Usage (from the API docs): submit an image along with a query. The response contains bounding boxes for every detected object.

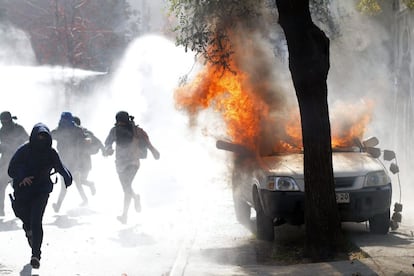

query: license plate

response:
[336,192,350,203]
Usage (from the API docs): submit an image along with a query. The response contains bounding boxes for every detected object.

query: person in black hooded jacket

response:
[8,123,72,269]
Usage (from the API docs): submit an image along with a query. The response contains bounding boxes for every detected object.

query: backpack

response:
[133,125,149,159]
[84,130,102,155]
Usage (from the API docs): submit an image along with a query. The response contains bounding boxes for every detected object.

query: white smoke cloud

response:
[327,4,412,224]
[0,23,36,66]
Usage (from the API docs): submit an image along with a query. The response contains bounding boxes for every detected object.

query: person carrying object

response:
[8,123,72,269]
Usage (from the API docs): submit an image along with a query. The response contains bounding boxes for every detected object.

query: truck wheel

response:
[369,209,390,234]
[253,189,274,241]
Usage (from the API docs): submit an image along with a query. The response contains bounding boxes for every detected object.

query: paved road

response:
[2,162,414,276]
[0,157,198,276]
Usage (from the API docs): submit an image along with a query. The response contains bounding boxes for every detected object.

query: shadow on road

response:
[45,214,86,229]
[111,225,156,248]
[66,207,97,217]
[198,221,414,266]
[0,218,20,232]
[198,224,307,266]
[343,222,414,247]
[19,264,31,276]
[0,263,13,274]
[193,222,384,275]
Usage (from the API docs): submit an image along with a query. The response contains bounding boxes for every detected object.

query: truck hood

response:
[261,152,385,178]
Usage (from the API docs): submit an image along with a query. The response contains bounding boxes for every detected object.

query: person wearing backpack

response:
[103,111,160,224]
[0,111,29,216]
[73,116,104,196]
[8,123,72,269]
[50,112,89,212]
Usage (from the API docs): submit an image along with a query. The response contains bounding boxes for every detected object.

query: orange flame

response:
[175,61,374,153]
[330,100,374,148]
[175,61,269,152]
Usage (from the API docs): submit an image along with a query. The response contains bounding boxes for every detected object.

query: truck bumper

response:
[259,183,392,225]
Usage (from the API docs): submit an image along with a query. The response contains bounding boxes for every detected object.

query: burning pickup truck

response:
[218,137,400,241]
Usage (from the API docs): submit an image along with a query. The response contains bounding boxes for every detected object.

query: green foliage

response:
[356,0,382,15]
[168,0,264,71]
[356,0,414,15]
[403,0,414,9]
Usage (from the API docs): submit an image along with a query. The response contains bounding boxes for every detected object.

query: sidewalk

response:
[172,224,414,276]
[170,185,414,276]
[180,254,413,275]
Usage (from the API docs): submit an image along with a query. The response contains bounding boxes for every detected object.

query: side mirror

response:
[366,147,381,158]
[390,163,399,174]
[383,150,396,161]
[362,136,379,148]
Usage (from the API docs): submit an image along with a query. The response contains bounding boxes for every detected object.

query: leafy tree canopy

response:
[169,0,267,71]
[169,0,339,72]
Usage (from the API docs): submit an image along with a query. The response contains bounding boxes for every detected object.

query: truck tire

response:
[369,208,390,234]
[253,188,274,241]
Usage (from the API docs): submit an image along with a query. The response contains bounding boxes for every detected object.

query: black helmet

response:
[115,111,130,124]
[73,116,81,126]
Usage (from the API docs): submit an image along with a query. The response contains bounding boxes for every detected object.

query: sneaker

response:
[80,200,88,207]
[117,215,127,224]
[134,194,141,213]
[30,256,40,269]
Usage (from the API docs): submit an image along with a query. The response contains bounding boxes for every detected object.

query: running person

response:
[104,111,159,224]
[8,123,72,268]
[0,111,29,216]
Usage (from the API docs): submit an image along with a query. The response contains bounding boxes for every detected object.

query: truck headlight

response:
[267,176,299,191]
[364,171,390,187]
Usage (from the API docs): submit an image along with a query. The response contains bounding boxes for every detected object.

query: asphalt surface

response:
[1,175,414,276]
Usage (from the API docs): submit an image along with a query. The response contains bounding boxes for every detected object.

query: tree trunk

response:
[275,0,343,260]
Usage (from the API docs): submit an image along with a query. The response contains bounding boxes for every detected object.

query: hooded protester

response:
[0,111,29,216]
[8,123,72,269]
[51,112,89,212]
[104,111,160,224]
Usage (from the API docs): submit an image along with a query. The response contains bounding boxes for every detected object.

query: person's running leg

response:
[52,178,66,212]
[117,165,138,224]
[13,195,33,248]
[73,171,88,206]
[80,169,96,196]
[30,193,49,268]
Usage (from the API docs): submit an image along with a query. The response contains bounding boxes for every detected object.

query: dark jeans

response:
[14,192,49,259]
